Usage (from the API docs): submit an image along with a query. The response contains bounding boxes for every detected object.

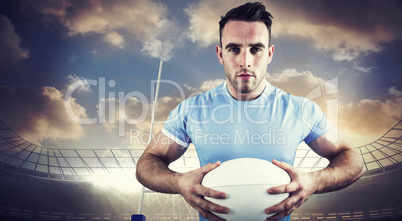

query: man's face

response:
[216,20,274,95]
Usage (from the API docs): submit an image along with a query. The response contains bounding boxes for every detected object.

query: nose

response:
[239,50,251,68]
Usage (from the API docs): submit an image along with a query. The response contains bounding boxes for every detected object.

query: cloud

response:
[141,38,175,61]
[185,79,225,93]
[272,12,395,61]
[103,31,124,49]
[352,62,377,73]
[340,97,402,142]
[267,69,330,97]
[97,95,181,146]
[0,86,88,144]
[185,0,399,61]
[67,52,79,64]
[26,0,182,60]
[97,78,230,145]
[266,69,402,145]
[0,15,29,68]
[185,0,250,48]
[65,74,92,94]
[199,79,226,92]
[389,86,402,97]
[95,69,401,147]
[185,72,328,99]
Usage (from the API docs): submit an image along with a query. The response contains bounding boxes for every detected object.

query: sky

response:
[0,0,401,150]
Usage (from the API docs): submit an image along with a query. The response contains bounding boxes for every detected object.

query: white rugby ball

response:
[201,158,291,221]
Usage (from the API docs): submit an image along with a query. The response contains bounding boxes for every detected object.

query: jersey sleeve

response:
[161,99,191,148]
[301,98,333,144]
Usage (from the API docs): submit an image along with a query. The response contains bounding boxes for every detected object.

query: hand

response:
[265,159,318,221]
[177,161,229,221]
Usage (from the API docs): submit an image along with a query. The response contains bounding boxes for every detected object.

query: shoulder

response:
[269,84,306,105]
[185,82,227,106]
[269,84,321,117]
[168,82,225,117]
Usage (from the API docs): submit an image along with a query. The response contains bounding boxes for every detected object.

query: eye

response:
[250,47,262,53]
[228,47,240,54]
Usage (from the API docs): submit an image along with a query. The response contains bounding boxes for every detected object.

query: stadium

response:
[1,1,401,221]
[0,120,401,221]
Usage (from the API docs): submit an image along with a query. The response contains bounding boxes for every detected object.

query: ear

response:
[267,45,274,64]
[216,45,224,65]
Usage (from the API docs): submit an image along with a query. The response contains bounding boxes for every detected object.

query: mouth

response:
[237,72,254,79]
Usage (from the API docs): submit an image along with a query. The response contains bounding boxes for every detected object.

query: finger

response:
[199,161,221,175]
[265,194,299,216]
[192,184,227,199]
[189,201,226,221]
[189,193,229,214]
[272,159,295,175]
[266,200,300,221]
[268,181,299,194]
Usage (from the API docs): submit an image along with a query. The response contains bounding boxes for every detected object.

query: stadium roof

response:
[0,120,401,181]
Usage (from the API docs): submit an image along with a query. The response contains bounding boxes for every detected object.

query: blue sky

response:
[0,0,401,149]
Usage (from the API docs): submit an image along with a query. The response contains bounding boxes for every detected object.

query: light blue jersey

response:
[162,81,332,221]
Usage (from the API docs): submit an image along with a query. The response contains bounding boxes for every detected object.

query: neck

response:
[226,79,267,101]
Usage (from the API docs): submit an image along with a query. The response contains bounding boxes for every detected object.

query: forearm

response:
[312,147,364,194]
[136,152,181,194]
[266,133,365,220]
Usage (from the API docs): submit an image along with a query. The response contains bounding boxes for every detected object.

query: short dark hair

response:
[219,2,273,46]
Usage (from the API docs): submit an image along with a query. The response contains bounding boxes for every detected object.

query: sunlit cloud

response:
[0,86,88,144]
[199,79,226,92]
[389,86,402,97]
[97,95,181,147]
[97,78,232,146]
[267,69,333,97]
[352,62,377,73]
[185,0,398,61]
[3,0,398,151]
[185,79,226,92]
[26,0,183,60]
[0,15,29,68]
[65,74,92,94]
[103,31,125,49]
[266,69,402,145]
[268,0,398,62]
[141,38,175,61]
[340,96,402,145]
[185,0,249,48]
[273,20,395,61]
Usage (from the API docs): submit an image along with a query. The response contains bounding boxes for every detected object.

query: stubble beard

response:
[226,69,263,94]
